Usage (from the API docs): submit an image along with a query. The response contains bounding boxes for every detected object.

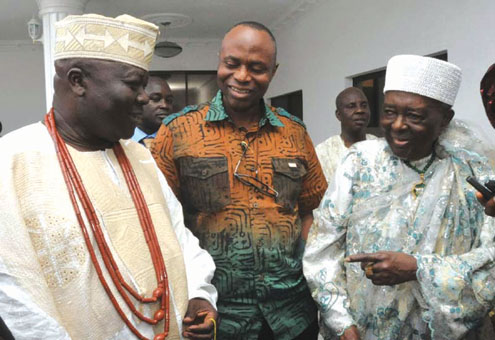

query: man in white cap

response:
[303,55,495,340]
[0,14,217,340]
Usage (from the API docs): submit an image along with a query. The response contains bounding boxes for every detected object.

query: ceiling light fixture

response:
[155,22,182,58]
[142,13,192,58]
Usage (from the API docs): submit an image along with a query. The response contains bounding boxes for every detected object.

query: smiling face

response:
[139,77,174,134]
[82,60,149,142]
[217,25,277,115]
[336,88,370,134]
[381,91,453,160]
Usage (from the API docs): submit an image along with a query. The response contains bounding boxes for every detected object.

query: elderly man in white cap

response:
[303,55,495,340]
[0,14,217,340]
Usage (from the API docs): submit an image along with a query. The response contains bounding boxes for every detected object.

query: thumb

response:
[183,311,195,324]
[476,191,487,203]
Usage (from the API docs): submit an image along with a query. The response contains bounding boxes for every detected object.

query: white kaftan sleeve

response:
[0,258,71,340]
[155,166,218,309]
[0,139,72,339]
[303,154,357,336]
[413,220,495,339]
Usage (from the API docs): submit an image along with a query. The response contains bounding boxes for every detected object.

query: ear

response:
[441,109,455,129]
[67,67,86,96]
[335,109,342,122]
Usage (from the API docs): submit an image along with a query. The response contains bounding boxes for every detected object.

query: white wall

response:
[150,39,220,71]
[0,42,46,135]
[267,0,495,146]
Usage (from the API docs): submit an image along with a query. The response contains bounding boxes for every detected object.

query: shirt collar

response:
[131,127,156,143]
[205,90,284,127]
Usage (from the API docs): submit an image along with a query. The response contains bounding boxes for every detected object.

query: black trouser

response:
[257,317,319,340]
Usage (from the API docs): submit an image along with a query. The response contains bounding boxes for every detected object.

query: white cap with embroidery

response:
[383,54,462,106]
[54,14,159,71]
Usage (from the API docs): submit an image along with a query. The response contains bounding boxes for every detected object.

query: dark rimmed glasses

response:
[234,142,279,198]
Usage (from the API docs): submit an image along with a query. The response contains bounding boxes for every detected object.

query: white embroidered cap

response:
[54,14,159,71]
[383,55,462,106]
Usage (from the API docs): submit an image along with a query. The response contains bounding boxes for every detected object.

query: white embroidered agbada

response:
[304,120,495,340]
[315,134,377,183]
[0,123,217,340]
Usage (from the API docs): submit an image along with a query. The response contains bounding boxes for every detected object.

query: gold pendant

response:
[411,173,425,199]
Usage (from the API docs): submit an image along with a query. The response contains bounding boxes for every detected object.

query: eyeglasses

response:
[234,142,279,198]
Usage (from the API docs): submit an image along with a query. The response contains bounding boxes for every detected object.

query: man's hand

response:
[340,325,360,340]
[182,298,217,340]
[346,251,417,285]
[476,191,495,217]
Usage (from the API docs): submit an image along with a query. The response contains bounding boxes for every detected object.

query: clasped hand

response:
[345,251,418,285]
[182,298,218,340]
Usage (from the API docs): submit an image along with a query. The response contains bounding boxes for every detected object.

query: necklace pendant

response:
[404,151,435,199]
[411,180,425,199]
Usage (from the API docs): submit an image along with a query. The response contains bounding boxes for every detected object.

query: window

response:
[352,51,447,136]
[149,71,218,112]
[270,90,303,120]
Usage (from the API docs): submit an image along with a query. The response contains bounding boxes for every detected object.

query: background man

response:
[151,22,327,340]
[316,87,376,182]
[131,76,174,148]
[304,55,495,340]
[0,14,217,340]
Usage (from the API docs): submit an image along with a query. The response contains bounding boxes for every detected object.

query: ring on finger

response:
[365,263,374,276]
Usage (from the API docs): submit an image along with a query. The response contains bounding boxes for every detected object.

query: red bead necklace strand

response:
[45,110,169,340]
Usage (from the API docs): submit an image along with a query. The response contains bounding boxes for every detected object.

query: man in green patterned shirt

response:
[151,22,327,339]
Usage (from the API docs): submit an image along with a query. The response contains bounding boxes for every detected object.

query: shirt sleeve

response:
[298,131,328,213]
[155,165,218,309]
[151,123,181,198]
[303,153,357,336]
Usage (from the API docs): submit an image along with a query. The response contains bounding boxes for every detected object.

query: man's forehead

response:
[81,58,145,74]
[221,26,275,53]
[342,89,366,100]
[384,91,442,108]
[146,77,171,92]
[121,66,146,77]
[337,88,367,107]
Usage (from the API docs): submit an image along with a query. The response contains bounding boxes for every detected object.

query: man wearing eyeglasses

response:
[151,21,327,340]
[304,55,495,340]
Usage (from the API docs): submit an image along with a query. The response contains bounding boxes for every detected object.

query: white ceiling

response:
[1,0,317,41]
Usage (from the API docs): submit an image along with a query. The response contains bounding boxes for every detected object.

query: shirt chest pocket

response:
[178,156,231,212]
[272,158,307,210]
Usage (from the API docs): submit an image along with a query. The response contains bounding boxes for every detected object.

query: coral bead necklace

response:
[45,109,169,340]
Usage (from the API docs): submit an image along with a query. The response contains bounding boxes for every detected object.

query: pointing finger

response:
[345,253,382,263]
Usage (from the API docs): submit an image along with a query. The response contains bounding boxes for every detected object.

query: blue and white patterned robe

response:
[304,121,495,340]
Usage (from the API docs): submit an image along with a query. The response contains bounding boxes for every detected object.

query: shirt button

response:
[253,202,258,208]
[258,274,264,280]
[201,169,208,176]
